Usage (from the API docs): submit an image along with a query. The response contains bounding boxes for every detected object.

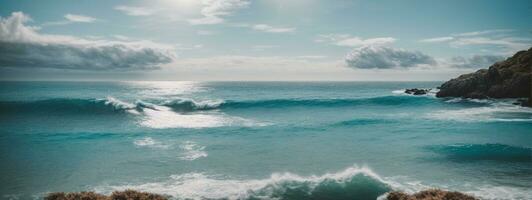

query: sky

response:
[0,0,531,81]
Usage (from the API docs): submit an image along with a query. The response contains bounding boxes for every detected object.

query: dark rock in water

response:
[515,98,531,107]
[437,48,531,101]
[387,189,477,200]
[405,88,430,95]
[45,190,168,200]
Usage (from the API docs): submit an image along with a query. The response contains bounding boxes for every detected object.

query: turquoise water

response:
[0,81,531,200]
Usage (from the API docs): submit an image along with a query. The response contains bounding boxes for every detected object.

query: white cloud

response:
[252,24,296,33]
[114,6,156,16]
[419,29,530,53]
[42,13,97,26]
[188,0,250,25]
[64,14,96,23]
[451,29,513,37]
[345,46,436,69]
[448,55,505,68]
[0,12,176,70]
[316,34,396,47]
[419,36,454,43]
[450,36,531,50]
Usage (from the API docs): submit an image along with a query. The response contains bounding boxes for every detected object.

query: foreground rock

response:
[387,189,477,200]
[45,190,168,200]
[436,47,531,104]
[405,88,431,95]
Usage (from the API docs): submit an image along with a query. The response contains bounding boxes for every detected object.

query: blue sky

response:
[0,0,531,81]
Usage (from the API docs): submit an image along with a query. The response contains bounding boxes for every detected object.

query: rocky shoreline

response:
[436,47,531,106]
[44,189,478,200]
[45,190,168,200]
[387,189,477,200]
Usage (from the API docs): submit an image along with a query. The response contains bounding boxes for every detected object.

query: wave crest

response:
[1,95,435,116]
[162,98,224,112]
[96,165,390,200]
[0,97,140,115]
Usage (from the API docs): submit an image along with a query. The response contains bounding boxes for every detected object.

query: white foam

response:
[392,89,405,94]
[163,98,224,110]
[391,88,438,98]
[100,96,140,114]
[466,185,532,200]
[138,104,266,129]
[444,98,492,104]
[133,137,170,149]
[427,102,532,122]
[179,141,207,161]
[95,165,386,200]
[381,176,532,200]
[2,194,20,200]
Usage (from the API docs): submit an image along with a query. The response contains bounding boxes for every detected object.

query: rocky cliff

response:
[436,48,531,101]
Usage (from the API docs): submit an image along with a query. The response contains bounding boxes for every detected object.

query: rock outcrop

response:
[436,48,531,103]
[45,190,168,200]
[405,88,431,95]
[387,189,477,200]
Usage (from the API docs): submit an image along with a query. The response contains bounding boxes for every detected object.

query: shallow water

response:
[0,81,531,200]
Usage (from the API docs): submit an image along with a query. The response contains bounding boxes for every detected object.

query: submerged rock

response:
[45,190,168,200]
[514,98,531,107]
[387,189,477,200]
[405,88,431,95]
[436,47,531,101]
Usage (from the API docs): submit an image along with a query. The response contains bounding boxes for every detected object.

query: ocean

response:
[0,81,531,200]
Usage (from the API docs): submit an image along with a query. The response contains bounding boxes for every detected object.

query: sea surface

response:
[0,81,531,200]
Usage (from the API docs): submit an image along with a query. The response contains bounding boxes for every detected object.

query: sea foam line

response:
[179,141,208,161]
[133,137,171,149]
[427,101,532,122]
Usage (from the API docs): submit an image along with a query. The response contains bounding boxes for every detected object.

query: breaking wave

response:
[95,165,391,200]
[0,97,138,115]
[93,164,532,200]
[162,98,224,112]
[427,143,532,162]
[0,95,435,116]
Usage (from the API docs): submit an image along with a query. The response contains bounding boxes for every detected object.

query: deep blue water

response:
[0,81,531,200]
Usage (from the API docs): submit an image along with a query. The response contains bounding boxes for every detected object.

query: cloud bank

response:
[449,55,505,68]
[0,12,176,71]
[345,46,436,69]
